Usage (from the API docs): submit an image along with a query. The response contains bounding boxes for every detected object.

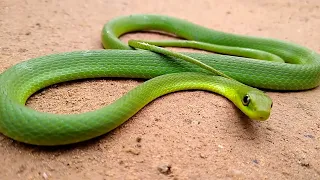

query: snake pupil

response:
[242,95,250,106]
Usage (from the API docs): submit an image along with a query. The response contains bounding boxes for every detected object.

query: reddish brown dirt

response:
[0,0,320,179]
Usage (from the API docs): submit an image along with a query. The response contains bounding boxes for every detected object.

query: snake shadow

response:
[4,115,125,153]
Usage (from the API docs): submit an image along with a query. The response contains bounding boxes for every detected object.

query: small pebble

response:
[42,172,48,179]
[298,160,310,168]
[136,137,142,143]
[191,120,200,125]
[136,144,142,148]
[199,153,207,159]
[304,134,315,139]
[125,148,140,155]
[157,163,172,175]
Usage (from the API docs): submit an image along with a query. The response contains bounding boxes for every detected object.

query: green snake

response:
[0,14,319,145]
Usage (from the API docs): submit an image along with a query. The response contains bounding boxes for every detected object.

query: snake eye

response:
[242,95,250,106]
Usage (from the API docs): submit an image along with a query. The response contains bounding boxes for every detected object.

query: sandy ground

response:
[1,0,320,179]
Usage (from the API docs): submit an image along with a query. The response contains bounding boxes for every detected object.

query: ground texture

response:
[0,0,320,179]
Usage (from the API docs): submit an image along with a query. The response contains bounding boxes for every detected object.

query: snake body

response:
[0,14,319,145]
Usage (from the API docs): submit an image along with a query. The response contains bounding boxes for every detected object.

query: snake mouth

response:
[250,111,270,121]
[237,106,271,121]
[257,116,269,121]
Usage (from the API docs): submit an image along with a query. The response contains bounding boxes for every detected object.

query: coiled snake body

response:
[0,14,319,145]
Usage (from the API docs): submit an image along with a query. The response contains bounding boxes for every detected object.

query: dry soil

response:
[0,0,320,179]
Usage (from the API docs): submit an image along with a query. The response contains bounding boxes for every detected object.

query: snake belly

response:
[0,14,319,145]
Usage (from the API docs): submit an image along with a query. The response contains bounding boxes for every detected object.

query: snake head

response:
[234,87,273,121]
